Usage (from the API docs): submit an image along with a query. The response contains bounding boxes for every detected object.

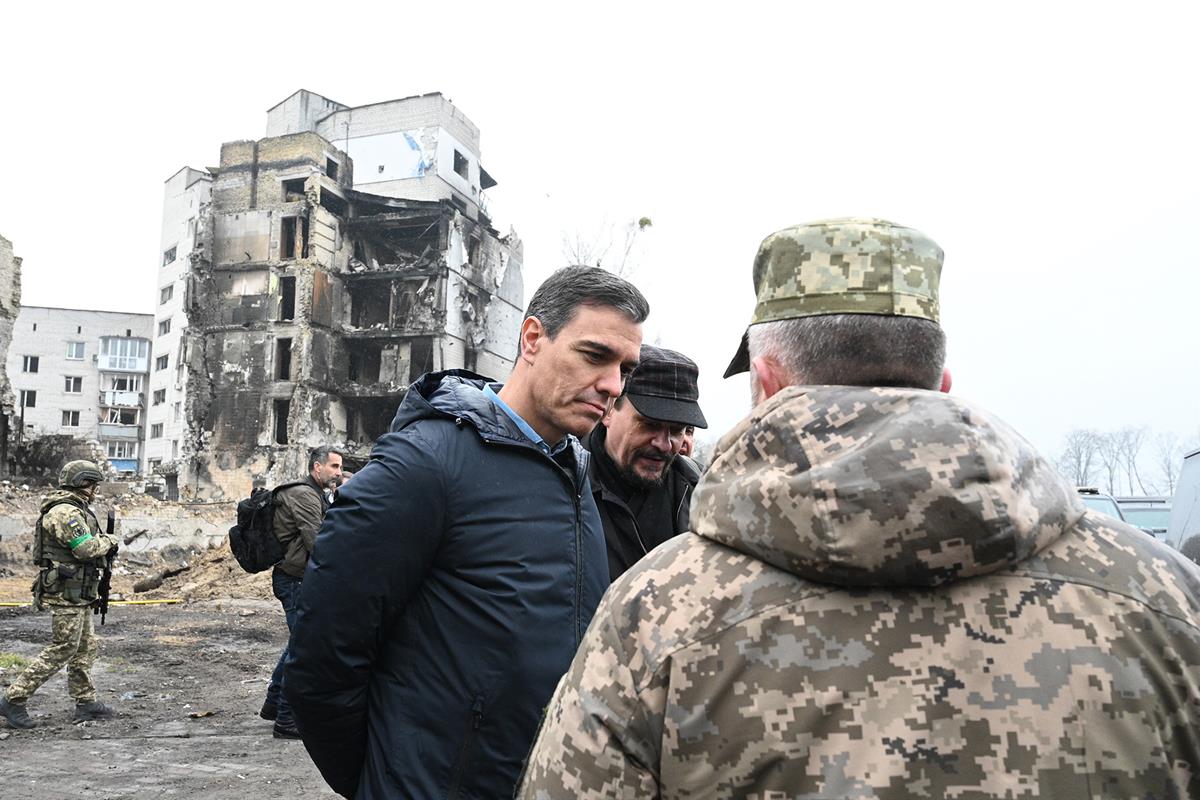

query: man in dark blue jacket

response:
[284,266,648,799]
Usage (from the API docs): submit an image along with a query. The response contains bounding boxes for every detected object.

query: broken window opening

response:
[279,276,296,321]
[344,397,396,446]
[348,347,382,384]
[275,338,293,381]
[350,285,391,329]
[325,158,339,181]
[453,150,469,180]
[468,237,481,266]
[319,190,347,217]
[410,337,435,377]
[105,408,139,425]
[282,178,307,202]
[353,240,366,262]
[280,216,309,260]
[273,398,291,445]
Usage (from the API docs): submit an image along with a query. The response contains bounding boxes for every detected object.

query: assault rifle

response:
[94,509,116,625]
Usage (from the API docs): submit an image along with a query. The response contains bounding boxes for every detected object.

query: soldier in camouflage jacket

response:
[518,219,1200,798]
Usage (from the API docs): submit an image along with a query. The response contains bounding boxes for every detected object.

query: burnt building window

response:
[410,337,434,377]
[273,398,291,444]
[279,276,296,321]
[280,216,309,260]
[325,158,339,181]
[275,338,293,381]
[350,284,390,328]
[345,397,396,445]
[348,347,381,384]
[282,178,306,201]
[453,150,469,180]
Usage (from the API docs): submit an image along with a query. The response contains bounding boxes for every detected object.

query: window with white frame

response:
[66,342,85,360]
[150,423,164,438]
[64,376,83,393]
[158,319,171,336]
[163,246,177,265]
[107,441,138,459]
[62,410,80,427]
[104,374,142,392]
[21,355,38,373]
[101,337,148,370]
[156,355,169,371]
[19,390,35,408]
[105,408,139,425]
[160,285,174,304]
[152,389,166,405]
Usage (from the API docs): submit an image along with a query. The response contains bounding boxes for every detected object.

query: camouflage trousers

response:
[4,605,98,704]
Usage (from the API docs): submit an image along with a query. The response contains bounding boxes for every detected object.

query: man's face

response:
[603,400,685,489]
[81,482,100,501]
[312,453,343,488]
[679,426,695,457]
[523,305,642,442]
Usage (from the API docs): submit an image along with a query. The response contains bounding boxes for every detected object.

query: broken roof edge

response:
[312,91,448,126]
[343,187,448,211]
[163,165,213,186]
[267,88,349,114]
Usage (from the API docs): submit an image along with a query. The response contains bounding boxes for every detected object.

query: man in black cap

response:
[586,344,707,581]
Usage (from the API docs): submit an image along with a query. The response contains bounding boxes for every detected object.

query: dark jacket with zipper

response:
[284,370,609,800]
[586,425,702,582]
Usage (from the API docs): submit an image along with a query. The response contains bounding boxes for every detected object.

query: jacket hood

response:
[41,488,89,515]
[691,385,1084,588]
[390,370,538,446]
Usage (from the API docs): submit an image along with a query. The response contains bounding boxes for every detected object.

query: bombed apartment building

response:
[0,234,21,473]
[177,91,523,498]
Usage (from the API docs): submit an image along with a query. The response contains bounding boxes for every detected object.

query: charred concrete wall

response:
[180,130,521,499]
[0,235,21,474]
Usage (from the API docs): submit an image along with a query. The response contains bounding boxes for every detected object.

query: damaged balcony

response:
[343,276,444,335]
[343,337,434,395]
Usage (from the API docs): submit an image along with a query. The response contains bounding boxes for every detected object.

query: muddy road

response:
[0,600,338,799]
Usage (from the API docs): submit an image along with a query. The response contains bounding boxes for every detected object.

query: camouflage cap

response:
[723,218,944,377]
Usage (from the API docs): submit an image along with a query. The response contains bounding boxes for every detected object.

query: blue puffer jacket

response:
[285,371,609,799]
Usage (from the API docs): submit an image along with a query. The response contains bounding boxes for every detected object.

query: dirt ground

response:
[0,597,338,798]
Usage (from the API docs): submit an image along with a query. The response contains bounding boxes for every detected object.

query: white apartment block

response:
[145,167,212,473]
[8,307,153,475]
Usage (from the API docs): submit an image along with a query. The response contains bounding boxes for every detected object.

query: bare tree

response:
[560,217,653,278]
[1154,432,1184,495]
[1096,432,1123,494]
[1055,428,1101,487]
[1113,426,1150,495]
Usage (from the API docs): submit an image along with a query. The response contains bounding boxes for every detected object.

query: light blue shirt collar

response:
[483,383,569,456]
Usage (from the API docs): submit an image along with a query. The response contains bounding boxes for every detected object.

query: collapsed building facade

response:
[174,91,523,499]
[0,234,21,473]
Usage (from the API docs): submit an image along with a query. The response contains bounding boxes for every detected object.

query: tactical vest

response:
[31,494,105,606]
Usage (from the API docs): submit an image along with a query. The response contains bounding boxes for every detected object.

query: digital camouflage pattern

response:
[750,218,942,325]
[4,606,99,704]
[724,218,944,377]
[518,386,1200,799]
[58,459,104,489]
[38,489,116,606]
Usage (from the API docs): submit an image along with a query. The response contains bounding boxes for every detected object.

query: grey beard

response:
[617,452,675,491]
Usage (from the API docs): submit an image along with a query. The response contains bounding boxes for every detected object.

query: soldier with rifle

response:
[0,460,119,729]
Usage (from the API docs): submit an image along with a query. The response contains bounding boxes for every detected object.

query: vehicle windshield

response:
[1080,495,1124,520]
[1121,508,1172,529]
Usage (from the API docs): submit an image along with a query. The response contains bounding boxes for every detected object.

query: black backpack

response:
[228,481,307,574]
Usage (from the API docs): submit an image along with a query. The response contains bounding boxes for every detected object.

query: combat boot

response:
[259,699,278,721]
[0,697,37,729]
[73,700,115,722]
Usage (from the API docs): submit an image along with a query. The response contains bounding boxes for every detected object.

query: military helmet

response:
[59,460,105,489]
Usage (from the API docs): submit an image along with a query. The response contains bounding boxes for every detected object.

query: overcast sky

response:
[2,2,1196,467]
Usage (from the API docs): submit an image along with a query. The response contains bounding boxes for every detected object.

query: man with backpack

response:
[261,445,342,740]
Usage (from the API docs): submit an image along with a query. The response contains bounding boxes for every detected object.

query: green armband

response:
[68,532,95,549]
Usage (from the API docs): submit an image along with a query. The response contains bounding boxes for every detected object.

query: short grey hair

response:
[748,314,945,390]
[308,446,342,471]
[524,266,650,340]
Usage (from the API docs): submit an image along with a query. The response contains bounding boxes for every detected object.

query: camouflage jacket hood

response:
[692,385,1084,587]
